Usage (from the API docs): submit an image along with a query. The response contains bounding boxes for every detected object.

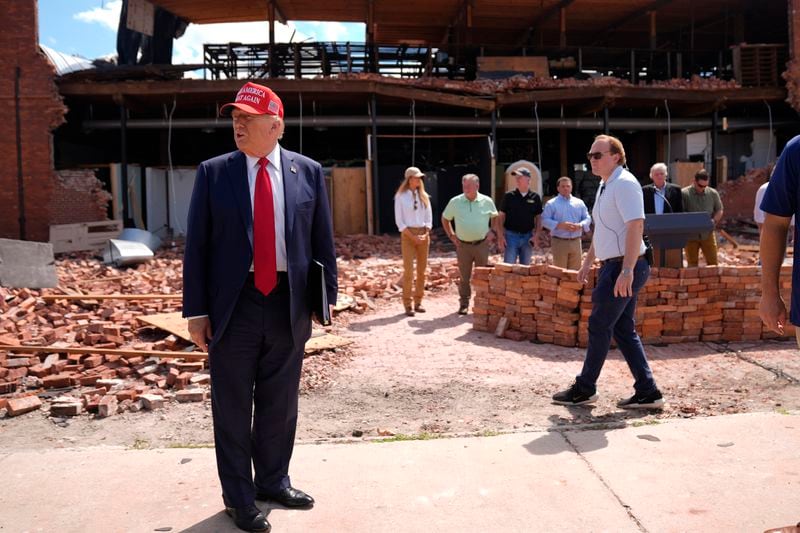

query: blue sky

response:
[38,0,365,62]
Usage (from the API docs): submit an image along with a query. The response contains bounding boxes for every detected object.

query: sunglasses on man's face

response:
[586,151,610,161]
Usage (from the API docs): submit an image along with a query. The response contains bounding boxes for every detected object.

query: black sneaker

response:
[617,389,664,409]
[457,306,468,315]
[552,383,598,406]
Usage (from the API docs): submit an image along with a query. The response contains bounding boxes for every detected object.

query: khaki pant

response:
[456,239,490,308]
[652,247,683,269]
[685,231,718,266]
[550,237,582,270]
[401,228,429,308]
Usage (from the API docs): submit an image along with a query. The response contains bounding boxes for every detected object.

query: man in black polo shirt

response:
[497,167,543,264]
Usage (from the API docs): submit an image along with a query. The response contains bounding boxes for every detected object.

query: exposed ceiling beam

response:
[515,0,578,47]
[589,0,677,47]
[572,97,614,116]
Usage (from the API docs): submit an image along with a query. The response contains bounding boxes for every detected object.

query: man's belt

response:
[600,254,645,266]
[458,237,486,245]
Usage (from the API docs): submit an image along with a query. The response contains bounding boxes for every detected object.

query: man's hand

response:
[613,269,634,298]
[577,263,591,285]
[759,294,787,335]
[188,317,213,352]
[497,236,506,252]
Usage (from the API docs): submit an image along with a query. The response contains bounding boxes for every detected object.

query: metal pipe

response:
[84,116,795,131]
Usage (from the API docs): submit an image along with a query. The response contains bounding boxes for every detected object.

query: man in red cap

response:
[183,82,337,532]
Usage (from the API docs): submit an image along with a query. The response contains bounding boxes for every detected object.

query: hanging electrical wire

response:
[664,99,671,166]
[533,101,542,169]
[764,99,774,164]
[410,99,416,166]
[165,96,184,236]
[298,93,303,154]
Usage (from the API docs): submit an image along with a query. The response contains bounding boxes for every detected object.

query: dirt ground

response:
[2,254,798,451]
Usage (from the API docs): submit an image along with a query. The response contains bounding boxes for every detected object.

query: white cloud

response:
[302,21,351,42]
[173,21,310,66]
[47,36,57,45]
[74,0,121,32]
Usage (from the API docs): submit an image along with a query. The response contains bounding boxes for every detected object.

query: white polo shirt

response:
[591,166,647,261]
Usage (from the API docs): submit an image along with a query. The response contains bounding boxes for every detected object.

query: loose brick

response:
[97,395,118,418]
[140,394,164,410]
[176,389,206,402]
[6,395,42,417]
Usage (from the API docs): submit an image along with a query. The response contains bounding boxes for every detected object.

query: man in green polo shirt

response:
[441,173,499,315]
[681,169,724,266]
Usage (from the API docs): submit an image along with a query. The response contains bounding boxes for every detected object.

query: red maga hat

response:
[220,81,284,118]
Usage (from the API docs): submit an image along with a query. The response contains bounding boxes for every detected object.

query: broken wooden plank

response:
[137,311,351,354]
[40,294,182,301]
[305,333,352,354]
[0,344,207,361]
[138,312,191,342]
[719,229,740,247]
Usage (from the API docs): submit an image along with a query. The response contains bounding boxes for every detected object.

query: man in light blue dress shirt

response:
[541,177,591,270]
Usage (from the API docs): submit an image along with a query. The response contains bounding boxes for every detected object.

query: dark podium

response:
[644,213,714,268]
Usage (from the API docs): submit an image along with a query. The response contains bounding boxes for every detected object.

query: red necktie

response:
[254,157,277,295]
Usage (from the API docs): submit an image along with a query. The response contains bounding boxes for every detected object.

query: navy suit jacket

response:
[182,148,337,348]
[642,182,684,214]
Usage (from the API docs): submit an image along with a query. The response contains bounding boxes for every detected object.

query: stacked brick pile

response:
[473,263,793,347]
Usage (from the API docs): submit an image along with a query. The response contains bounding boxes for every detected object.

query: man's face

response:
[513,172,531,192]
[587,140,619,179]
[694,177,709,193]
[463,179,479,199]
[231,108,282,157]
[651,168,667,188]
[557,180,572,197]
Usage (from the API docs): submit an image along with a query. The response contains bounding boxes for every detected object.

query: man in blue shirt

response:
[759,135,800,347]
[541,176,591,270]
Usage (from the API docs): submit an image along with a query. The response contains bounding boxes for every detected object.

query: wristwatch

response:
[621,267,632,277]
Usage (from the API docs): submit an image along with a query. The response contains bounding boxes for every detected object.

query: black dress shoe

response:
[224,504,271,532]
[256,486,315,508]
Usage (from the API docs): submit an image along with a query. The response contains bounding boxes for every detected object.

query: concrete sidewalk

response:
[1,412,798,533]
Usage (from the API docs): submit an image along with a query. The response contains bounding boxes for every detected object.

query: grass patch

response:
[775,407,791,415]
[631,419,661,427]
[166,442,215,449]
[373,432,442,443]
[130,438,150,450]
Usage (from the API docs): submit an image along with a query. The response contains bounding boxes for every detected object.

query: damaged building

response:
[2,0,800,244]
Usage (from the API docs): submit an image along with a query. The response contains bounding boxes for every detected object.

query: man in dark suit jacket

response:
[642,162,683,215]
[642,162,684,268]
[183,82,337,532]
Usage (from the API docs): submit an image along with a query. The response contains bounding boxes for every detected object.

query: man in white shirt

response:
[552,135,664,410]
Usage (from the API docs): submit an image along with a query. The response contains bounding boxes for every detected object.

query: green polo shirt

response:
[682,185,723,240]
[442,192,498,241]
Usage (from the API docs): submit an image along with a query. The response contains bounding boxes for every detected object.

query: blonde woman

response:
[394,167,433,316]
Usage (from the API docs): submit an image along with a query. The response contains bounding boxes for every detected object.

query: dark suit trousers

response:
[210,273,303,508]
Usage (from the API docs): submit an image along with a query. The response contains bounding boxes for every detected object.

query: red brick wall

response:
[50,170,111,225]
[0,0,66,242]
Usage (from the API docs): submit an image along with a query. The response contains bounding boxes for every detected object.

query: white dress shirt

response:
[245,143,287,272]
[394,189,433,231]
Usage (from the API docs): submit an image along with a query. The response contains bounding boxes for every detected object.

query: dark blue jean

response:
[575,257,658,395]
[503,229,533,265]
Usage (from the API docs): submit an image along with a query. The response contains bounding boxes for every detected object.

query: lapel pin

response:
[290,165,297,174]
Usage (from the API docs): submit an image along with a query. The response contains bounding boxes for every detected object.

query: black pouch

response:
[643,235,654,266]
